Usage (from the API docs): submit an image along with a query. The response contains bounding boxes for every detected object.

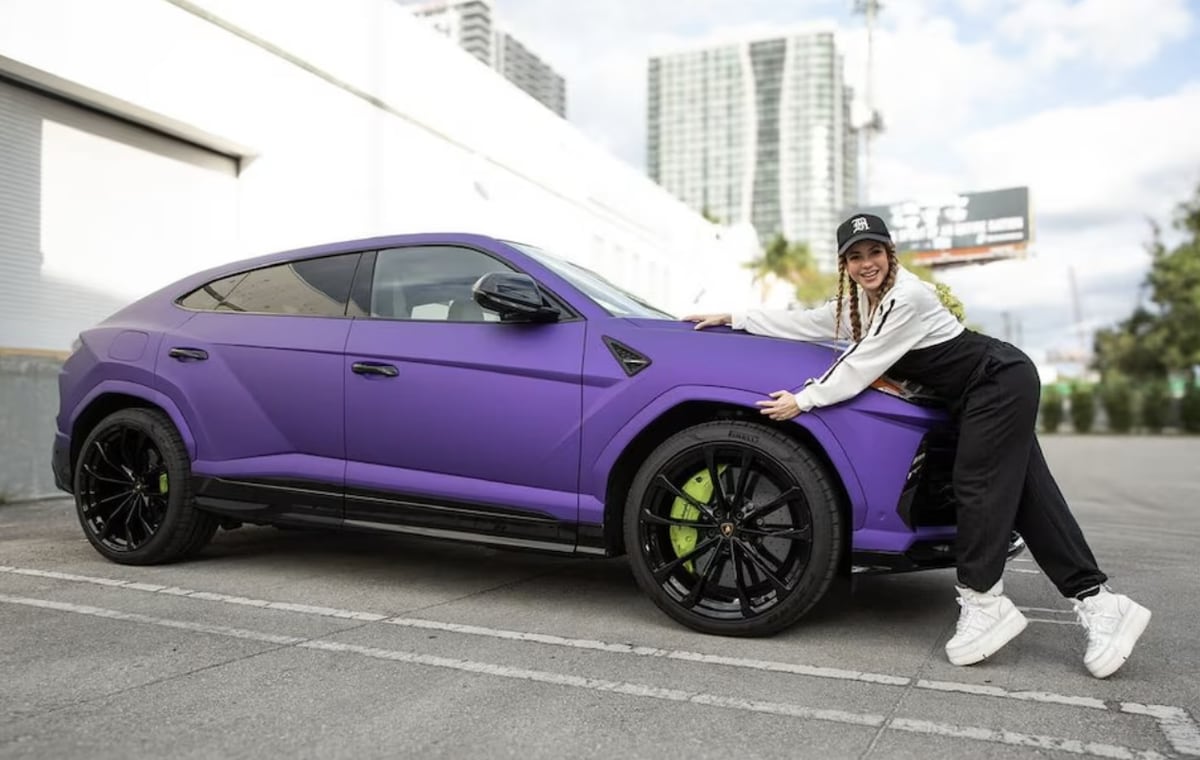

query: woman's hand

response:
[682,313,732,330]
[757,390,801,421]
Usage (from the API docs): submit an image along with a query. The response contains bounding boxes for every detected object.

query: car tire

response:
[624,420,843,637]
[73,407,218,565]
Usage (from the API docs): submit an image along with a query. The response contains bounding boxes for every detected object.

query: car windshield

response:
[508,242,675,319]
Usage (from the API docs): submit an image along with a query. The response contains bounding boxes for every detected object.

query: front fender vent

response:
[896,429,959,529]
[603,336,652,377]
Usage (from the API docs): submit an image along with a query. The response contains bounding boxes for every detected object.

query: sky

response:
[490,0,1200,371]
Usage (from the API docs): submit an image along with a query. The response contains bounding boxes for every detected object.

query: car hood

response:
[617,317,845,396]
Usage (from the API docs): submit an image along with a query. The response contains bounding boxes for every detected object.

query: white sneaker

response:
[1073,589,1151,678]
[945,581,1028,666]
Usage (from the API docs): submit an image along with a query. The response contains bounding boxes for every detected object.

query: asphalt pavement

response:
[1,435,1198,760]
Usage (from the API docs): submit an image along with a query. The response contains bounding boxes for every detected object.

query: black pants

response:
[953,342,1107,598]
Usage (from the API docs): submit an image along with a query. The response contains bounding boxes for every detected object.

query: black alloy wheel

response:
[73,408,217,565]
[625,421,842,637]
[78,423,169,553]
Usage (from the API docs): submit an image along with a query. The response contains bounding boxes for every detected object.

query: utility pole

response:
[854,0,884,203]
[1068,265,1086,354]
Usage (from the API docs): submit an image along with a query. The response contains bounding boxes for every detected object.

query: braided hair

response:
[834,244,901,343]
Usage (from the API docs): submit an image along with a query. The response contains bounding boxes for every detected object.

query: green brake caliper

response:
[669,465,725,573]
[158,472,169,495]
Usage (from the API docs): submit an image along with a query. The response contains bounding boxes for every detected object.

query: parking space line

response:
[0,592,303,646]
[1123,704,1200,758]
[0,592,1171,760]
[3,564,1195,757]
[915,679,1104,708]
[0,566,387,621]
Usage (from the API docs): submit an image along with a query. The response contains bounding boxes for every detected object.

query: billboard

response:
[851,186,1032,267]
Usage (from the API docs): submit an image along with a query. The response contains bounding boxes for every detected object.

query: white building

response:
[0,0,767,358]
[648,27,859,271]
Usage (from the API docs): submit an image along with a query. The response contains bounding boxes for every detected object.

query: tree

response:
[1099,378,1134,433]
[1070,385,1096,433]
[744,234,837,306]
[1041,385,1065,433]
[899,253,968,323]
[745,234,808,284]
[744,235,969,318]
[1093,183,1200,380]
[1092,307,1170,381]
[1144,192,1200,372]
[793,268,841,307]
[899,253,935,283]
[1139,380,1169,433]
[1182,381,1200,434]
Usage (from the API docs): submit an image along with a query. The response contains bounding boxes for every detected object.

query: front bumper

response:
[51,433,72,494]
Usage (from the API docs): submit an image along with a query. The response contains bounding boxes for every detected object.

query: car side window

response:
[370,246,514,322]
[178,253,360,316]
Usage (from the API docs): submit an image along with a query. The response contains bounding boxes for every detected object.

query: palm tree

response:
[745,234,803,282]
[745,234,837,306]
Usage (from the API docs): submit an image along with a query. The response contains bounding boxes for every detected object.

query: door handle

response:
[169,347,208,361]
[352,362,398,378]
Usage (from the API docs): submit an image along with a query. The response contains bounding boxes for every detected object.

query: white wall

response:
[0,0,769,318]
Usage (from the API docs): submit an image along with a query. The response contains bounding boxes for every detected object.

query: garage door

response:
[0,78,239,353]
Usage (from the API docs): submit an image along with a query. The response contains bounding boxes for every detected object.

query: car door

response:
[155,252,364,527]
[342,244,586,550]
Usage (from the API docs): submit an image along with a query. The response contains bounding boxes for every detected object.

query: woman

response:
[685,213,1150,679]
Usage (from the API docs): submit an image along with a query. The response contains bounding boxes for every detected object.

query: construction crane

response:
[853,0,884,203]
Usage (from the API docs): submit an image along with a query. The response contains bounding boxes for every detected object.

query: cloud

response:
[996,0,1194,72]
[957,85,1200,224]
[840,1,1197,204]
[835,10,1029,203]
[926,83,1200,359]
[495,0,842,166]
[839,13,1024,143]
[938,220,1152,361]
[836,12,1200,357]
[487,0,1197,363]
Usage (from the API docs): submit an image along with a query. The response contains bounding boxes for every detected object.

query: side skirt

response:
[191,476,600,555]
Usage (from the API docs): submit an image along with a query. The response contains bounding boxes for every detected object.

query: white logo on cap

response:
[851,217,870,233]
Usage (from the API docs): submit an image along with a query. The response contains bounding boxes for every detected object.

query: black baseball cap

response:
[837,213,893,256]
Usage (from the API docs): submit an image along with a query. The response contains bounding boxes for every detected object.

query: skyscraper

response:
[647,28,858,270]
[494,32,566,118]
[409,0,493,65]
[408,0,566,118]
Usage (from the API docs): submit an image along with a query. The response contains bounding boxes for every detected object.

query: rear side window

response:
[179,254,360,316]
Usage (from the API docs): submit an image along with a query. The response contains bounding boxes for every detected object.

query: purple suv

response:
[52,233,1004,636]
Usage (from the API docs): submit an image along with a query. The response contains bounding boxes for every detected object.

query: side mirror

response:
[472,272,560,323]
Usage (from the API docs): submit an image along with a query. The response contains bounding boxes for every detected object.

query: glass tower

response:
[648,30,859,271]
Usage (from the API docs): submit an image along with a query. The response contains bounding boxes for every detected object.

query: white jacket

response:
[730,267,963,412]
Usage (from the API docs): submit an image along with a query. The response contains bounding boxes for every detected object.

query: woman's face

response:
[844,241,890,296]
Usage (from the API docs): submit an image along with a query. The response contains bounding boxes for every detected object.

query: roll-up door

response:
[0,78,239,353]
